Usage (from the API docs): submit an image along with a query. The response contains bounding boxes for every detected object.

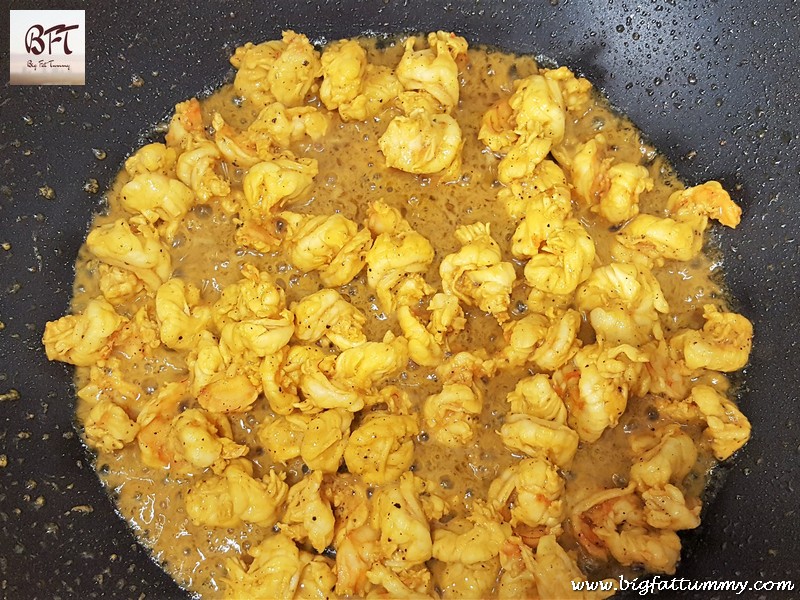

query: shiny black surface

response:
[1,1,798,597]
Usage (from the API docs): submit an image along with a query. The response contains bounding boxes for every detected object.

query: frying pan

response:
[1,0,798,597]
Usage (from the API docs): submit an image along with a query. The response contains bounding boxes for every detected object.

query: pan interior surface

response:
[1,1,798,598]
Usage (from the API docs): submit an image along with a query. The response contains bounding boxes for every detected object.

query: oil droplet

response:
[83,178,100,194]
[92,148,107,160]
[22,115,33,125]
[616,24,625,32]
[0,389,21,402]
[38,186,55,200]
[688,74,698,84]
[131,74,145,87]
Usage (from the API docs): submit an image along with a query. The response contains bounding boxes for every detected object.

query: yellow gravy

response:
[70,37,728,596]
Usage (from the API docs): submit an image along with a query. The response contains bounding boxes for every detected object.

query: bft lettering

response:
[25,24,79,55]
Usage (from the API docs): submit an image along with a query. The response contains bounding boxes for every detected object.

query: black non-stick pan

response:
[1,1,798,597]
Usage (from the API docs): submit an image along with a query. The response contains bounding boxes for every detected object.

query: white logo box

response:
[9,10,85,85]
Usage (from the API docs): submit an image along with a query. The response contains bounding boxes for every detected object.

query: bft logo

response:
[25,23,80,56]
[10,10,86,85]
